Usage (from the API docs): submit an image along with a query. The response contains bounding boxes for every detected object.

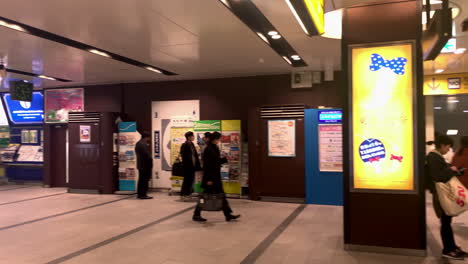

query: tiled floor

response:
[0,186,466,264]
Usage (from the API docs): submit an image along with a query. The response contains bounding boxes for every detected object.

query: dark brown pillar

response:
[342,0,426,255]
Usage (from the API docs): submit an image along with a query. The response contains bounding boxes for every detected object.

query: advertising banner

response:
[351,42,415,191]
[118,122,139,192]
[79,125,91,143]
[268,120,296,157]
[154,130,160,159]
[221,120,241,131]
[3,92,44,124]
[44,88,84,123]
[194,120,221,131]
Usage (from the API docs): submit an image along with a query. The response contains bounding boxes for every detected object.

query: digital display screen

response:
[4,92,44,124]
[318,110,342,123]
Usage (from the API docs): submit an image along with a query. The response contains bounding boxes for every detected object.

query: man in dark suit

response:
[180,131,201,200]
[135,132,153,199]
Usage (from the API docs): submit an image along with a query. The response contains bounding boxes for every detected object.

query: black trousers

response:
[441,212,457,253]
[181,169,195,196]
[137,169,151,197]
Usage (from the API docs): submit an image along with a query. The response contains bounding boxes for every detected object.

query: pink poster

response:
[45,88,84,123]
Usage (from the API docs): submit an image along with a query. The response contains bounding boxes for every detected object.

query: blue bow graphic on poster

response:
[369,53,407,75]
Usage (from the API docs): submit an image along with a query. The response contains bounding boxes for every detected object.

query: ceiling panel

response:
[0,0,349,88]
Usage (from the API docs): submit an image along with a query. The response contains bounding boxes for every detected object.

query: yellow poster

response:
[170,127,193,165]
[424,73,468,95]
[221,120,241,131]
[351,43,414,191]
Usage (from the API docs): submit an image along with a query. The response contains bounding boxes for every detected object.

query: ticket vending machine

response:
[67,112,119,194]
[2,92,44,183]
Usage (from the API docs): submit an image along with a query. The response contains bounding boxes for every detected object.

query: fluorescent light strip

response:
[89,49,111,58]
[463,110,468,113]
[256,32,270,45]
[434,107,442,110]
[145,67,162,74]
[435,69,444,74]
[0,19,25,32]
[282,56,292,65]
[38,75,56,81]
[285,0,310,35]
[447,129,458,136]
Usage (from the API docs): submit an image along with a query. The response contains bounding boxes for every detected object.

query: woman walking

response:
[193,132,240,222]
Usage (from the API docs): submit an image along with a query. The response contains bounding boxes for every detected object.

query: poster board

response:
[44,88,84,123]
[319,124,343,172]
[350,41,416,192]
[268,120,296,157]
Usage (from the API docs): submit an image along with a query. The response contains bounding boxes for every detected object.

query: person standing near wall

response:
[426,136,467,260]
[135,132,153,200]
[180,131,201,201]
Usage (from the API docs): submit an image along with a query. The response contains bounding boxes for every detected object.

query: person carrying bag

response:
[192,132,240,222]
[426,135,468,260]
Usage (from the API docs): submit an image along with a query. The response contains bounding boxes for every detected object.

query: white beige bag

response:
[436,177,468,216]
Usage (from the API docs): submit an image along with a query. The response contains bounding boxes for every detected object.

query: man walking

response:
[135,132,153,199]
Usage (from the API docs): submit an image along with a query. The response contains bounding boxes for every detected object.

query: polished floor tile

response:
[0,186,466,264]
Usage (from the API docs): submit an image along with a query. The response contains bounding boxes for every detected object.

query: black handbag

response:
[198,193,224,211]
[172,158,185,177]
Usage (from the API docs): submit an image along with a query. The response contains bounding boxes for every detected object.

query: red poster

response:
[45,88,84,123]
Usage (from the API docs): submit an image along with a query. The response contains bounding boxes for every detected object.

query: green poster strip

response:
[194,120,221,131]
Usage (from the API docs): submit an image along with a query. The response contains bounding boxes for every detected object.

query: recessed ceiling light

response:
[271,34,282,39]
[282,56,292,65]
[434,107,442,109]
[447,129,458,136]
[145,67,162,74]
[256,32,270,45]
[435,69,445,74]
[454,48,466,54]
[448,99,459,103]
[88,49,111,58]
[291,55,301,60]
[463,110,468,113]
[268,31,278,36]
[38,75,56,81]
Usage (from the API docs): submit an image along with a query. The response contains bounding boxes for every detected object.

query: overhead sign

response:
[3,92,44,124]
[424,73,468,95]
[194,120,221,132]
[350,42,415,191]
[318,110,342,124]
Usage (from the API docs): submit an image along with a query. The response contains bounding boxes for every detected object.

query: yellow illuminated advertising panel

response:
[304,0,325,35]
[351,42,415,191]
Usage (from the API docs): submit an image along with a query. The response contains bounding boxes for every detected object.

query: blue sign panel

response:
[118,122,137,133]
[3,92,44,124]
[318,110,342,124]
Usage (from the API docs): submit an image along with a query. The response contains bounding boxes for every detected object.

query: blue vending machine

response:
[2,92,44,182]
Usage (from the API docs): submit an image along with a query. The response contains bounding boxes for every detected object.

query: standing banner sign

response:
[154,131,160,159]
[118,122,139,192]
[350,42,416,192]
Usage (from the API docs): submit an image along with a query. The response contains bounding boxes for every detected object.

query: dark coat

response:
[135,139,153,171]
[426,151,458,218]
[201,142,228,193]
[180,141,201,171]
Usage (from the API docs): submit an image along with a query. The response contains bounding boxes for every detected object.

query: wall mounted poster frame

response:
[44,88,84,123]
[349,41,417,193]
[268,119,296,157]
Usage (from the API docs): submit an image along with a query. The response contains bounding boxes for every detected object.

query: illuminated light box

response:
[318,110,342,124]
[350,42,416,191]
[4,92,44,124]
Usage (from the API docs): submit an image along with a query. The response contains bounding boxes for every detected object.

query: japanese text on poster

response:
[268,120,296,157]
